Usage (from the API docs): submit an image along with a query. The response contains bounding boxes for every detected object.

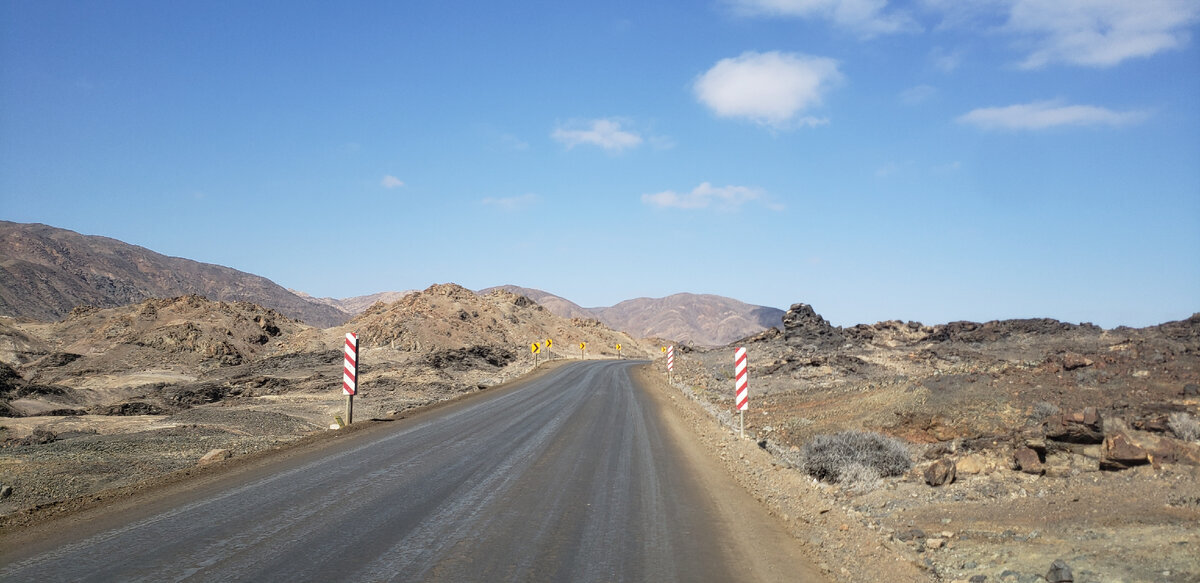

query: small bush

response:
[802,430,912,485]
[1169,412,1200,442]
[1032,401,1061,420]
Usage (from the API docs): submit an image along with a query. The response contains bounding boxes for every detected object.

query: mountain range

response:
[1,222,782,345]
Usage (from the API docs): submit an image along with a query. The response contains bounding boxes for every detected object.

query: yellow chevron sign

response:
[531,342,541,354]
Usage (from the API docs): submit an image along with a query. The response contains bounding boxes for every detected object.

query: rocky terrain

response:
[481,284,785,347]
[657,303,1200,583]
[0,283,648,521]
[0,221,348,327]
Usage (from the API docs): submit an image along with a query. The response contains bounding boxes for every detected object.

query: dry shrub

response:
[1169,412,1200,442]
[802,430,912,486]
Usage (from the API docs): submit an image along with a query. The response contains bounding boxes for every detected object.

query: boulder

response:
[924,458,957,486]
[1044,407,1104,444]
[1184,384,1200,397]
[197,448,232,466]
[1045,559,1074,582]
[1100,432,1149,471]
[1013,447,1044,475]
[956,454,987,475]
[1060,352,1093,370]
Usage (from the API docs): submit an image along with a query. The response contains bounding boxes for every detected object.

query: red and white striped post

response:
[667,345,675,384]
[734,347,749,438]
[343,332,358,424]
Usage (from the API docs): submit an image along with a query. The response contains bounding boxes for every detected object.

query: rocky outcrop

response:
[1044,408,1105,444]
[782,304,845,350]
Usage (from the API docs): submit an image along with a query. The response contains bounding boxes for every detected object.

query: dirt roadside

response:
[632,364,933,583]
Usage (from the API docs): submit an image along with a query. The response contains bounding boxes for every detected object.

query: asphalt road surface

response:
[1,360,820,582]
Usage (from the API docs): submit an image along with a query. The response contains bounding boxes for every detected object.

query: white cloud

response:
[482,193,538,210]
[641,182,765,210]
[957,100,1149,130]
[900,84,937,105]
[728,0,920,36]
[552,119,643,151]
[923,0,1200,68]
[381,175,405,189]
[694,51,842,129]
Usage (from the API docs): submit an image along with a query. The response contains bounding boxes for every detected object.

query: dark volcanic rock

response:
[782,304,845,350]
[1044,407,1104,444]
[1045,559,1074,582]
[1100,432,1149,471]
[924,458,956,486]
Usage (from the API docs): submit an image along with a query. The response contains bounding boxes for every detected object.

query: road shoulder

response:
[632,364,932,583]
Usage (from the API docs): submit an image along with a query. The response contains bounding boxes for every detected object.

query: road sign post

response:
[579,342,586,360]
[735,347,748,438]
[531,341,541,367]
[667,345,675,384]
[616,343,622,359]
[546,338,553,361]
[343,332,358,425]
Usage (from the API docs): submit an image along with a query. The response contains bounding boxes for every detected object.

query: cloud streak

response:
[957,100,1149,130]
[694,51,842,129]
[1006,0,1200,68]
[552,119,643,151]
[381,175,405,188]
[727,0,920,36]
[642,182,765,210]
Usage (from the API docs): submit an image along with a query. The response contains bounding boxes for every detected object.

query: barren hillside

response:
[0,221,348,327]
[661,303,1200,582]
[480,285,784,347]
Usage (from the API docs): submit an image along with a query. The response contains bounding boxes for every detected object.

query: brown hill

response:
[290,290,417,316]
[0,221,348,327]
[476,285,595,320]
[479,286,784,347]
[598,293,784,347]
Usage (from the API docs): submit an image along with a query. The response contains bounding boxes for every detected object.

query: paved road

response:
[1,361,812,582]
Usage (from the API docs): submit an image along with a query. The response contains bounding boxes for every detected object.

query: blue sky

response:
[2,1,1198,328]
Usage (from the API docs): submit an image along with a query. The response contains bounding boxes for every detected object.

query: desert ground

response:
[3,291,1198,582]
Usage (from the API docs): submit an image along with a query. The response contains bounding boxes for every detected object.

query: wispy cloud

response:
[694,51,842,129]
[381,175,405,189]
[552,119,643,151]
[900,84,937,105]
[929,46,965,72]
[727,0,920,37]
[1006,0,1200,68]
[482,193,538,210]
[957,100,1149,130]
[641,182,766,210]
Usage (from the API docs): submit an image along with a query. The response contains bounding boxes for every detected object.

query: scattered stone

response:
[896,528,926,542]
[1013,447,1045,475]
[969,575,987,583]
[1185,384,1200,397]
[925,537,945,549]
[1045,558,1074,582]
[0,485,12,498]
[1100,432,1149,471]
[924,458,957,486]
[197,448,232,466]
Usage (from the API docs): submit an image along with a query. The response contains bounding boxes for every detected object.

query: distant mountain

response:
[597,293,785,347]
[479,285,784,347]
[0,221,349,327]
[291,290,416,316]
